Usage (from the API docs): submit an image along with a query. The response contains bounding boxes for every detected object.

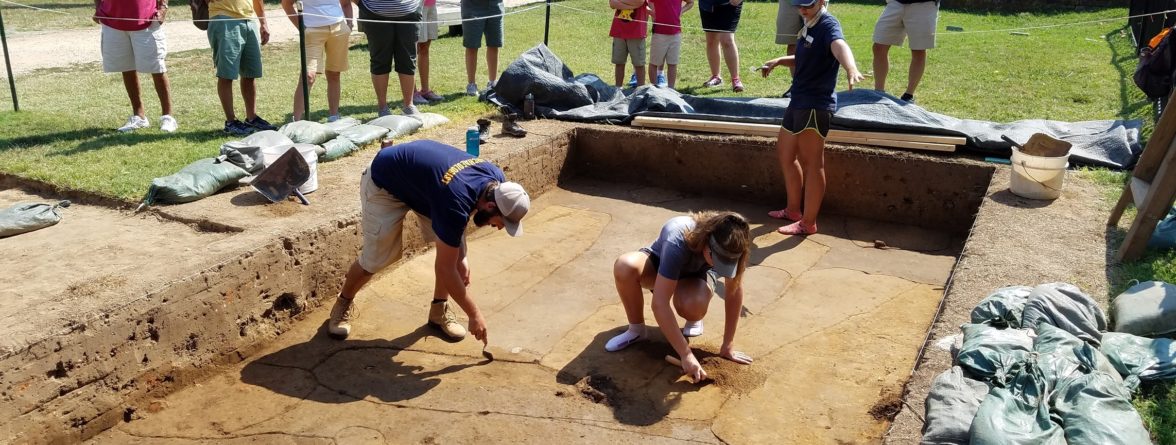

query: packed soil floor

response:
[83,178,961,444]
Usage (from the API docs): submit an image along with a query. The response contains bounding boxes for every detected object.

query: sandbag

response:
[320,137,359,162]
[279,120,338,145]
[1021,282,1107,346]
[1033,323,1121,391]
[1149,207,1176,249]
[367,115,423,138]
[970,286,1032,328]
[218,130,295,173]
[969,366,1066,445]
[410,112,451,129]
[0,200,70,238]
[956,324,1033,385]
[1052,372,1152,445]
[337,124,389,147]
[920,366,991,445]
[1113,280,1176,336]
[324,116,361,133]
[1102,332,1176,389]
[141,158,249,206]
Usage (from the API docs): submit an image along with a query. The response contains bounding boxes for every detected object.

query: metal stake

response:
[0,5,19,112]
[543,0,551,46]
[296,1,309,120]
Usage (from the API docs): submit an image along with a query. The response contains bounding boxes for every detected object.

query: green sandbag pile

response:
[368,115,423,139]
[0,200,70,238]
[922,283,1156,445]
[320,137,359,162]
[140,158,249,207]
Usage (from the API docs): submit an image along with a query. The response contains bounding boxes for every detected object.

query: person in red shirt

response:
[609,0,650,87]
[93,0,176,133]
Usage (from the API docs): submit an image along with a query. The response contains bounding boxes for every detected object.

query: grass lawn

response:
[2,1,1176,441]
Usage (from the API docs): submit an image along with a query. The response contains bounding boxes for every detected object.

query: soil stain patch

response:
[575,374,619,406]
[696,355,767,395]
[869,389,904,421]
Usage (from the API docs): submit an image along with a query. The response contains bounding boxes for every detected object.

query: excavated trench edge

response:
[0,127,995,443]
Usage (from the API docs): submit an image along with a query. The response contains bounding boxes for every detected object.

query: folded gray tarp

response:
[490,45,1142,169]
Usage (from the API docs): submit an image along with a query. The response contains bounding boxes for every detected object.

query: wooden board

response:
[630,116,958,152]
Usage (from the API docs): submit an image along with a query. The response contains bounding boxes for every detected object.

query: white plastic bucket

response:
[1009,147,1068,200]
[261,144,319,194]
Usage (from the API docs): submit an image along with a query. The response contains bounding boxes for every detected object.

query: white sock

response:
[682,320,704,337]
[605,324,646,352]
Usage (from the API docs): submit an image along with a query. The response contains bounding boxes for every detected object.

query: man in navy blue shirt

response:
[328,140,531,344]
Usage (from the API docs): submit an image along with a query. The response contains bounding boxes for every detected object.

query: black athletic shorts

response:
[781,107,833,138]
[699,2,742,33]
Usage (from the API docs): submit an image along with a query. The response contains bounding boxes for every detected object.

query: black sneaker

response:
[224,119,254,136]
[900,93,916,103]
[245,116,277,131]
[476,118,491,144]
[781,87,792,98]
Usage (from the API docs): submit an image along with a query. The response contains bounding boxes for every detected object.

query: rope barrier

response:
[0,0,1151,37]
[0,0,543,25]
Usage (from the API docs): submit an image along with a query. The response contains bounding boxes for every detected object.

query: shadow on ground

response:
[240,322,479,404]
[555,329,711,426]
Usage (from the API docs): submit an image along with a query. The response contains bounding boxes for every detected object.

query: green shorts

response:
[207,16,263,80]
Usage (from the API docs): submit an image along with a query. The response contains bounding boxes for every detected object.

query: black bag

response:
[1134,27,1175,99]
[190,0,209,31]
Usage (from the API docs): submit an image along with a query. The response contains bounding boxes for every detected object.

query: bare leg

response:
[635,65,646,86]
[907,49,927,97]
[465,47,478,84]
[292,72,318,121]
[796,131,827,226]
[487,46,499,83]
[647,64,658,86]
[149,72,172,116]
[613,251,656,325]
[372,73,389,111]
[417,41,432,92]
[776,129,803,216]
[719,33,740,81]
[615,64,625,87]
[339,260,376,301]
[671,278,712,321]
[217,77,236,121]
[122,71,145,117]
[398,72,415,108]
[326,71,341,116]
[241,77,257,121]
[705,32,720,78]
[872,43,890,92]
[667,64,678,88]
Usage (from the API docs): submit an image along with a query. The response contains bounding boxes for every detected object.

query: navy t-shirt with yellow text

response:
[369,140,505,248]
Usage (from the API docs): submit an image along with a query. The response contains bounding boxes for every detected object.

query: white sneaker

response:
[605,327,647,352]
[682,320,704,337]
[486,80,497,91]
[118,115,150,132]
[159,115,178,133]
[466,83,479,96]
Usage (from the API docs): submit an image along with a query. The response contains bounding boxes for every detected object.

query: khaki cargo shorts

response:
[358,168,437,273]
[872,0,938,50]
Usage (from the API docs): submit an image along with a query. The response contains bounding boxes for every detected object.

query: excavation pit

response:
[0,121,1114,444]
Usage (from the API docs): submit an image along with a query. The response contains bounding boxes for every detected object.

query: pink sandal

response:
[777,221,818,236]
[768,208,803,221]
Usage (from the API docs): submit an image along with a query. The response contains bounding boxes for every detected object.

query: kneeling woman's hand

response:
[720,344,753,365]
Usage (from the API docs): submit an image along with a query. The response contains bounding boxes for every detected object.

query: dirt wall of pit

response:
[0,131,574,444]
[572,127,994,234]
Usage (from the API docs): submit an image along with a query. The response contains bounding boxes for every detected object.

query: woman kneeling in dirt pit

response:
[606,211,754,382]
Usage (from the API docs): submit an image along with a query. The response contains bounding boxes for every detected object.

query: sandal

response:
[768,208,803,221]
[732,78,745,93]
[777,221,818,236]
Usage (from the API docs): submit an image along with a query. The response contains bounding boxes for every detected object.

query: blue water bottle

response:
[465,125,480,156]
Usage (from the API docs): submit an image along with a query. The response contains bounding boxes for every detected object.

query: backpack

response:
[190,0,209,31]
[1135,27,1175,99]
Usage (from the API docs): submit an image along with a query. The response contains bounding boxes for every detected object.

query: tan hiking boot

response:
[328,296,358,339]
[428,300,467,340]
